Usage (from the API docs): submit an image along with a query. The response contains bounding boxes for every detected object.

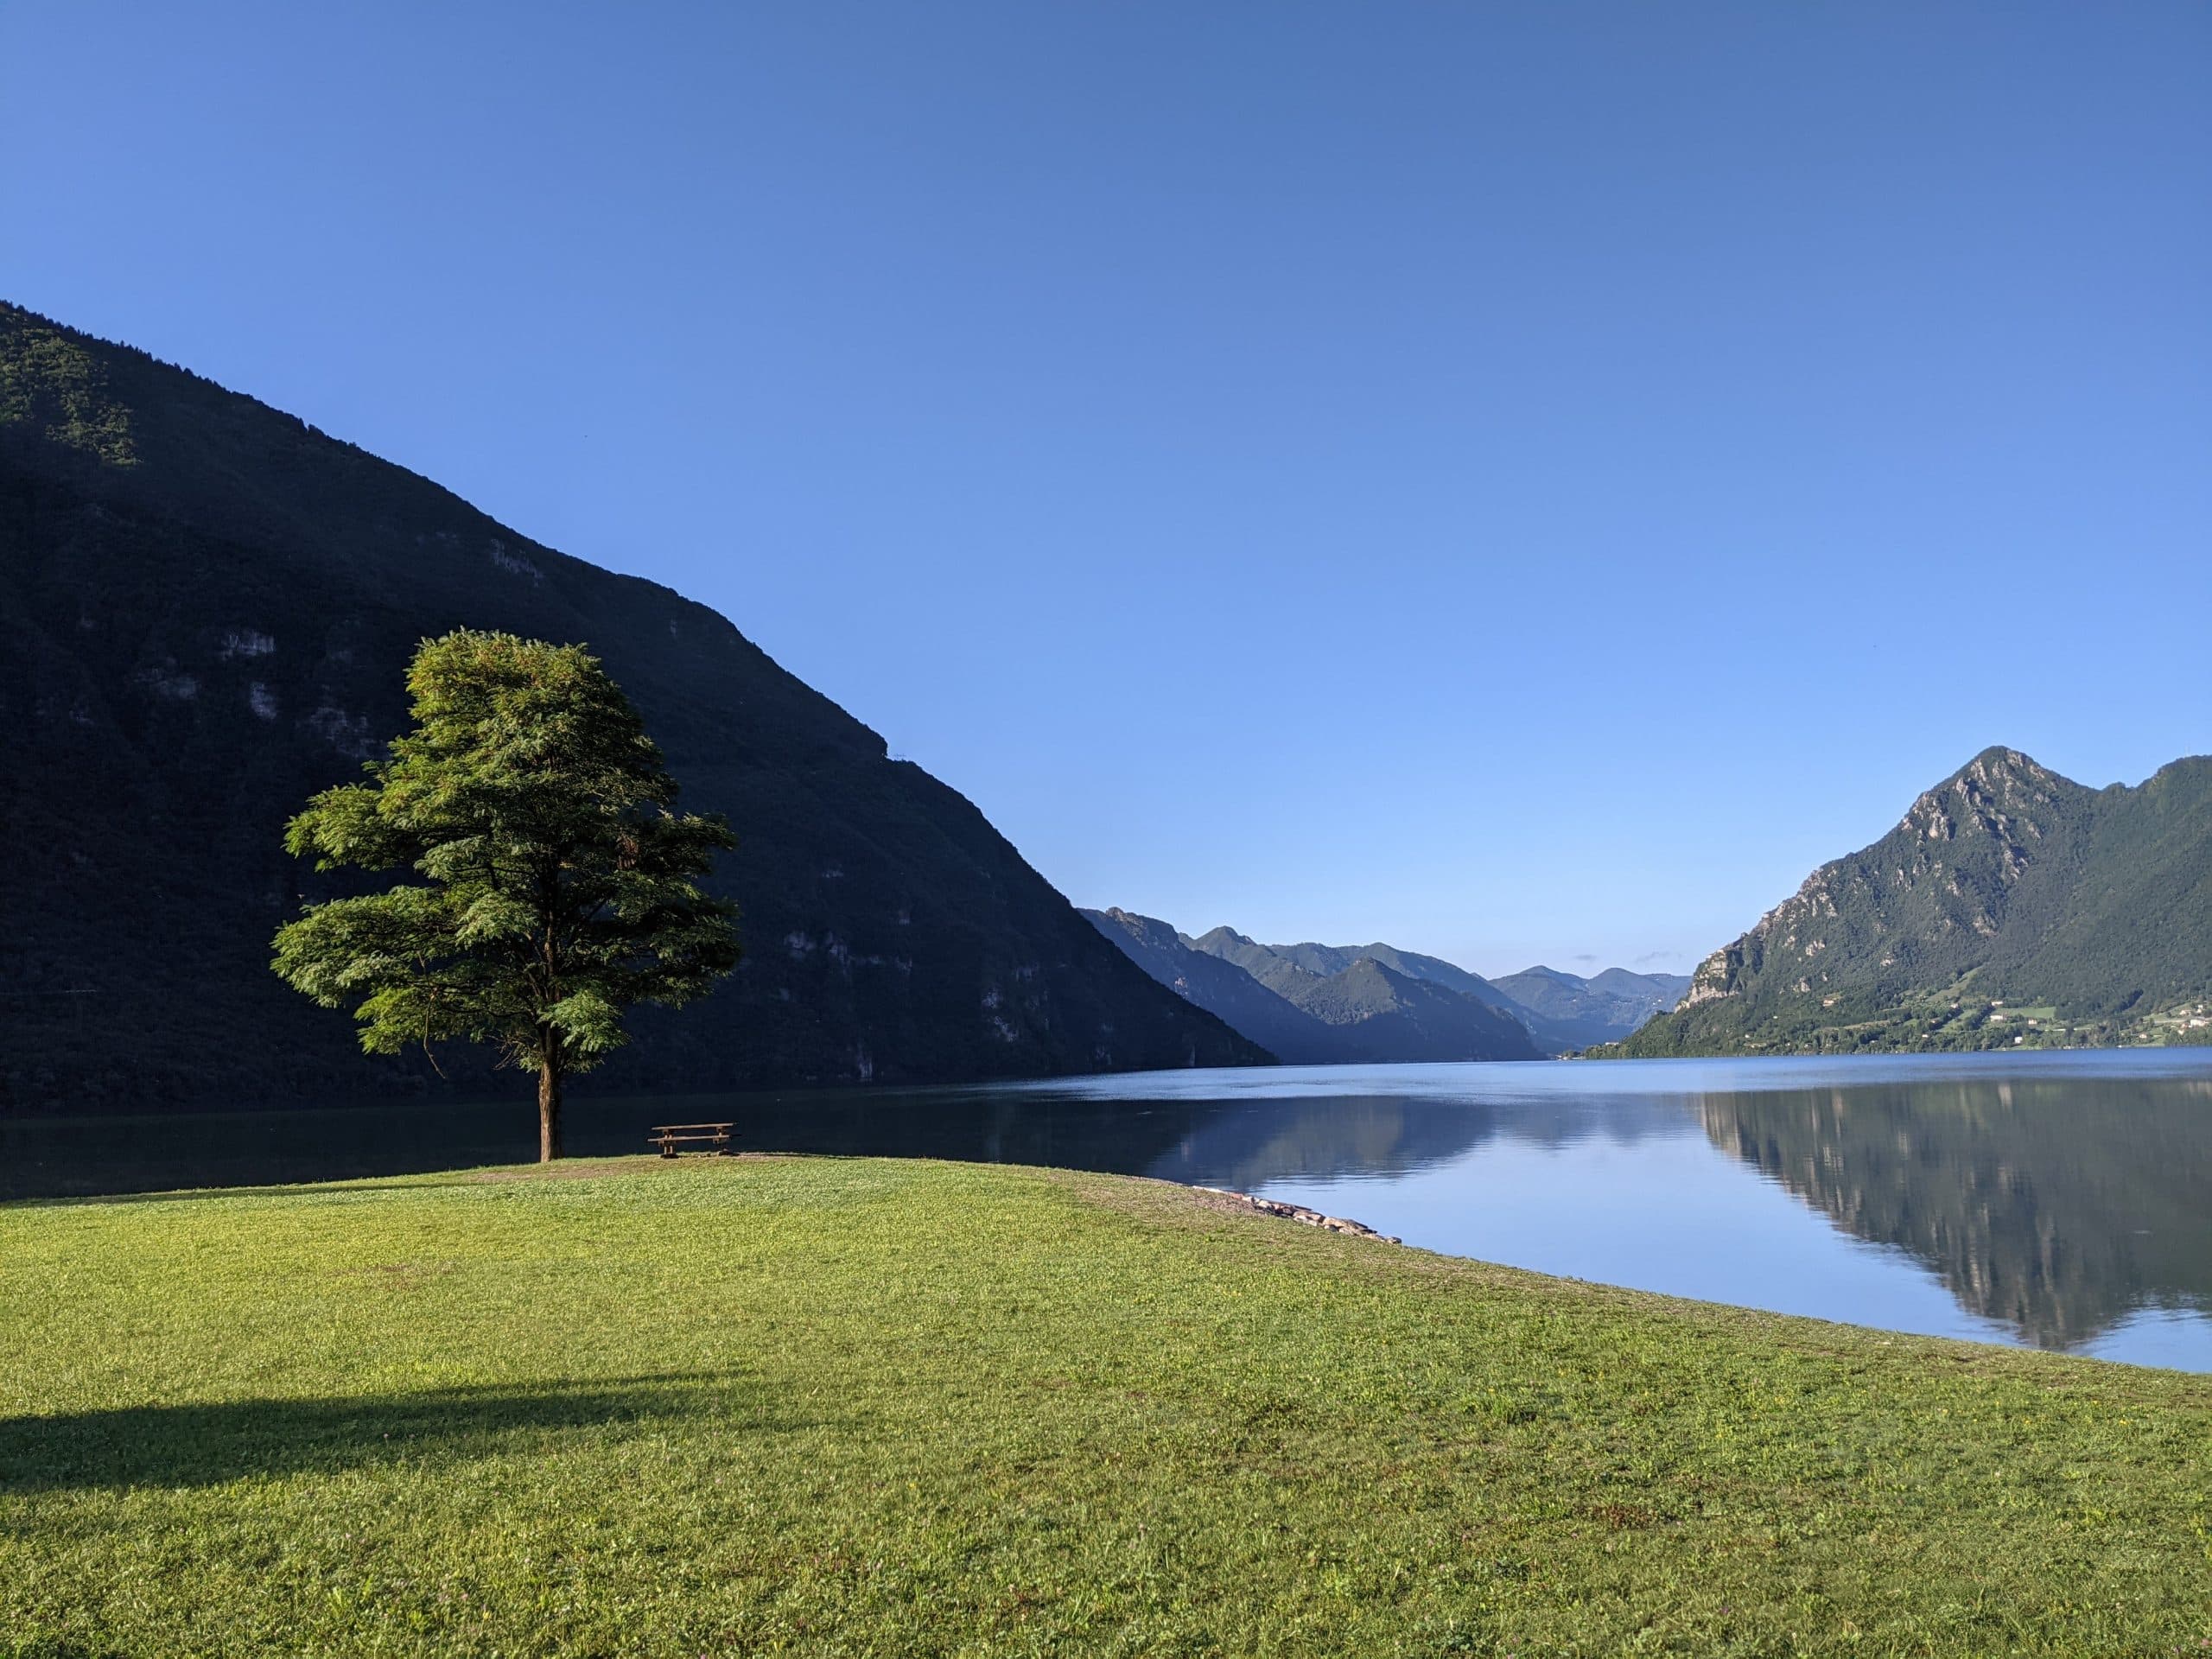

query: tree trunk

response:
[538,1047,563,1163]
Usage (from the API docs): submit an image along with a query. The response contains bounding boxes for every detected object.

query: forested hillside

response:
[0,303,1262,1109]
[1618,748,2212,1056]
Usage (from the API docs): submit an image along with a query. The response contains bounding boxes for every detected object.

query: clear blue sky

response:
[5,3,2206,976]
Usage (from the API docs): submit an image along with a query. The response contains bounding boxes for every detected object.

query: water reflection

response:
[0,1084,1221,1202]
[1143,1090,1681,1192]
[6,1052,2209,1367]
[1696,1074,2212,1350]
[1034,1052,2212,1365]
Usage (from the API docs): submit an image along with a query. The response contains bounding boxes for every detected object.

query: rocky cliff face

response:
[0,302,1263,1109]
[1684,750,2088,1006]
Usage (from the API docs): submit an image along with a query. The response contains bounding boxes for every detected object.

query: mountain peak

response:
[1897,747,2088,851]
[1192,925,1258,949]
[1626,744,2212,1055]
[1967,744,2043,769]
[1957,746,2071,793]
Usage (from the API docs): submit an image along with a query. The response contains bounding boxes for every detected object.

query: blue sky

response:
[5,3,2206,976]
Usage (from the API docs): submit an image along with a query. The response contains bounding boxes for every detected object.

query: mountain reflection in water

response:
[1695,1073,2212,1351]
[1143,1091,1681,1192]
[8,1052,2209,1367]
[1043,1052,2212,1367]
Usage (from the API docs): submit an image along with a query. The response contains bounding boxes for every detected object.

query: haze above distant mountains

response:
[1082,910,1688,1061]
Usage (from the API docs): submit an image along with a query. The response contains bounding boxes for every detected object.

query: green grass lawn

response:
[3,1157,2208,1656]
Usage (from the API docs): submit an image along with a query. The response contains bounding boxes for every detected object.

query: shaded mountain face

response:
[1083,913,1387,1064]
[1621,747,2212,1056]
[1158,925,1539,1061]
[0,302,1263,1109]
[1490,965,1690,1050]
[1078,909,1320,1064]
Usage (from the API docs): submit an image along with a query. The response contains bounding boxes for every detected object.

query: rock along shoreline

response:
[1189,1185,1402,1245]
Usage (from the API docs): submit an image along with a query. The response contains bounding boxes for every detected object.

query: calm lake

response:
[6,1050,2209,1370]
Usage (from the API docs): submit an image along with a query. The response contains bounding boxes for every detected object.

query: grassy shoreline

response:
[4,1156,2208,1656]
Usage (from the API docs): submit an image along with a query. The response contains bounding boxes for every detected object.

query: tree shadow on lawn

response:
[7,1164,664,1208]
[0,1372,817,1491]
[6,1180,497,1209]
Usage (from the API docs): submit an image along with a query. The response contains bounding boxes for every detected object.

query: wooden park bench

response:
[648,1122,735,1158]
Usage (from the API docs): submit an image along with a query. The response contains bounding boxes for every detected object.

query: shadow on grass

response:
[0,1372,801,1491]
[5,1181,478,1209]
[5,1159,695,1209]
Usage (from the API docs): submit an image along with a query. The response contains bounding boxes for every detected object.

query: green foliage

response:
[3,1159,2209,1654]
[1618,747,2212,1057]
[272,631,739,1096]
[0,322,137,467]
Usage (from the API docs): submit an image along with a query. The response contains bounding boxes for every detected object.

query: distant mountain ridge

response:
[1208,935,1526,1012]
[1490,965,1691,1052]
[1618,747,2212,1056]
[0,301,1263,1109]
[1087,914,1537,1063]
[1077,912,1338,1064]
[1084,912,1685,1059]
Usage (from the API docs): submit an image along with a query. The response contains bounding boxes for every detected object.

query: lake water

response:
[5,1050,2209,1370]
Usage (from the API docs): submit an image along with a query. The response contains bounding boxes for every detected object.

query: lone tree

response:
[273,630,740,1160]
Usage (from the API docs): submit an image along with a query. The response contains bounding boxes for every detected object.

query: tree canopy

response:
[273,630,739,1157]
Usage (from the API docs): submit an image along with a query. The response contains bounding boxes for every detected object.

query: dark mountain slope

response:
[1078,909,1316,1062]
[1619,747,2212,1056]
[0,302,1262,1109]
